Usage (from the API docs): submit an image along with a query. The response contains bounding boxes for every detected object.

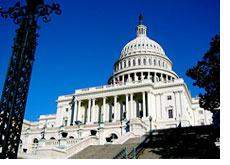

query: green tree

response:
[186,35,220,112]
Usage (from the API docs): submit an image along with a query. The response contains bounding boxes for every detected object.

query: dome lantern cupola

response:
[136,14,147,37]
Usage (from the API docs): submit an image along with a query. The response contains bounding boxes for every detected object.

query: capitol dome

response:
[108,15,179,84]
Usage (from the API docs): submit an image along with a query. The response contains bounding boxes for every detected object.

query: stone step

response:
[70,137,143,159]
[138,125,220,159]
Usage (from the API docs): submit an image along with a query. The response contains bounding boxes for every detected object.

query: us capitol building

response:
[18,15,212,158]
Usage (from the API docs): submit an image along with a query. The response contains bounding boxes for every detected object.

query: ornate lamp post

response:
[0,0,61,159]
[41,124,47,140]
[149,116,152,144]
[149,116,152,134]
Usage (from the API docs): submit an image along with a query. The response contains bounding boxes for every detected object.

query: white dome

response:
[108,15,178,84]
[120,30,166,59]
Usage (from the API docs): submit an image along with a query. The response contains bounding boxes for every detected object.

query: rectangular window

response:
[64,120,68,126]
[167,95,172,100]
[199,110,203,114]
[66,108,68,112]
[168,109,173,118]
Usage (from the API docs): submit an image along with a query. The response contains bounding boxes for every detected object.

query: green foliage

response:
[186,35,220,112]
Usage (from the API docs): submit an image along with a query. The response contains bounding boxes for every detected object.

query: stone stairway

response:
[70,125,220,159]
[138,125,220,159]
[69,137,144,159]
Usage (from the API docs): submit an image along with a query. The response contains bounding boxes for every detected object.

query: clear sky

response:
[0,0,220,121]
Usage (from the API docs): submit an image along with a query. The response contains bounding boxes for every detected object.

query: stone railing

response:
[45,140,59,146]
[75,79,153,94]
[112,132,136,144]
[66,136,98,158]
[44,138,81,147]
[66,138,80,145]
[35,136,99,159]
[154,78,183,87]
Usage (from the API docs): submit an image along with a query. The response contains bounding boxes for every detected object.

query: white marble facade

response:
[18,16,212,158]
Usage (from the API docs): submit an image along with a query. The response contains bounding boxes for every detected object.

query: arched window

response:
[138,59,141,65]
[143,58,146,65]
[149,59,152,65]
[154,59,156,65]
[124,61,126,68]
[64,119,68,126]
[69,136,74,139]
[128,60,131,67]
[120,62,122,69]
[110,133,118,139]
[33,138,38,144]
[133,59,136,66]
[50,137,56,140]
[158,60,160,66]
[163,61,164,67]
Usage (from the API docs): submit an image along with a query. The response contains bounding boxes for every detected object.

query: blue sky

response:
[0,0,220,121]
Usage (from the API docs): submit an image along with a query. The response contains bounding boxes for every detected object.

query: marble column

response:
[174,91,180,120]
[142,92,146,118]
[103,97,106,122]
[73,100,78,124]
[87,99,91,123]
[147,91,151,117]
[113,96,117,122]
[126,94,129,120]
[130,93,135,119]
[155,94,161,120]
[77,100,81,122]
[178,91,185,118]
[154,73,157,82]
[91,98,95,123]
[151,92,156,121]
[130,93,134,118]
